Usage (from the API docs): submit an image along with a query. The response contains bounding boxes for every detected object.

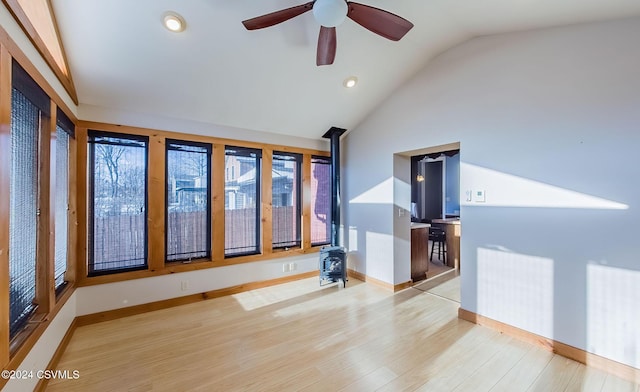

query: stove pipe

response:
[322,127,346,247]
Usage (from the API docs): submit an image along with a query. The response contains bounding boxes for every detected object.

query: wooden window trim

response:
[0,41,12,370]
[76,122,329,287]
[1,0,79,104]
[0,37,77,385]
[0,24,77,122]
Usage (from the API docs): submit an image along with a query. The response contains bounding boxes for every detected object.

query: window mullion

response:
[262,149,273,254]
[148,135,166,270]
[302,154,312,250]
[35,101,56,315]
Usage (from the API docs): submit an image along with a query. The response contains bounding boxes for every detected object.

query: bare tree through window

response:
[88,132,148,275]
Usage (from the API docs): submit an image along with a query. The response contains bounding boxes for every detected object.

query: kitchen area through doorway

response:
[409,143,461,283]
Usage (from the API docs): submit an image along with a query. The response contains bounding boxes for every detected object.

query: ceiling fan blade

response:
[317,26,337,66]
[242,2,314,30]
[346,2,413,41]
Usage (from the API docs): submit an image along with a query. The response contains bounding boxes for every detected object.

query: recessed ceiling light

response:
[343,76,358,88]
[163,12,186,32]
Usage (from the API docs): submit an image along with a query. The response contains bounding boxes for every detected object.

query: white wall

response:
[342,17,640,369]
[75,255,320,315]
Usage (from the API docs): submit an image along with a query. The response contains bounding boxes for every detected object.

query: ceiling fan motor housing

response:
[313,0,348,27]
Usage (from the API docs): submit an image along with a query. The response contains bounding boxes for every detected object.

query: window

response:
[88,131,148,275]
[311,156,331,246]
[272,152,302,249]
[166,140,212,262]
[225,147,261,257]
[9,61,50,338]
[54,109,74,291]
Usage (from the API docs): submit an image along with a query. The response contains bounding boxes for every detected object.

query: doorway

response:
[401,142,461,285]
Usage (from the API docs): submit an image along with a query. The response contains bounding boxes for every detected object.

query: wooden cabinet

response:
[410,225,429,282]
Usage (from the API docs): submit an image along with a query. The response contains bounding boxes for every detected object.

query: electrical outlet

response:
[180,280,189,291]
[289,262,297,271]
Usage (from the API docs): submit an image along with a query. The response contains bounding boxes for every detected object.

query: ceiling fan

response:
[242,0,414,66]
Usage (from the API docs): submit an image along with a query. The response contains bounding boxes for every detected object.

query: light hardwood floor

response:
[47,277,639,392]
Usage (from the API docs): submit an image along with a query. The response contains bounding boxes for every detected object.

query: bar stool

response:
[429,224,446,264]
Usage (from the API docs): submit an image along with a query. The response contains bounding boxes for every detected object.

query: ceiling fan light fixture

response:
[313,0,348,27]
[343,76,358,88]
[163,12,186,32]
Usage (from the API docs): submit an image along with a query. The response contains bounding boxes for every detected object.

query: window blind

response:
[88,131,148,275]
[9,61,48,337]
[310,156,331,246]
[224,146,261,257]
[272,152,302,248]
[166,140,212,262]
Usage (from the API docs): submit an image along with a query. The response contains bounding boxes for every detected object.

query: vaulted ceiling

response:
[50,0,640,140]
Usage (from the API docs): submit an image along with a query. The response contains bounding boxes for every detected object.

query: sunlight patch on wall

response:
[349,177,393,204]
[394,177,411,211]
[461,163,628,209]
[349,177,411,210]
[587,264,640,368]
[478,247,554,338]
